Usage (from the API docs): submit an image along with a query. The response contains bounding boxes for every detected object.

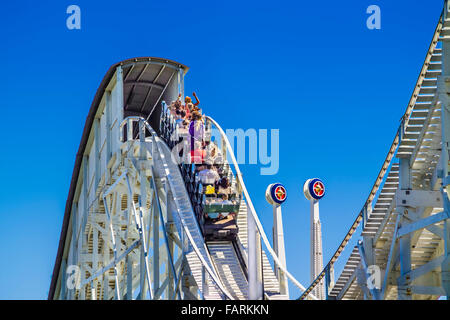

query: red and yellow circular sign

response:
[313,181,324,197]
[274,185,287,202]
[268,183,287,204]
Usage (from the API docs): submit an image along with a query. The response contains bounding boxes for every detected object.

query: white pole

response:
[248,206,263,299]
[273,204,289,297]
[310,199,324,300]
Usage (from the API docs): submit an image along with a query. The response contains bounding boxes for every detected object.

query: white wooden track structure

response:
[300,3,450,300]
[48,57,315,300]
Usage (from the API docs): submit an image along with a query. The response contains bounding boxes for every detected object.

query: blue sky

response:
[0,0,444,299]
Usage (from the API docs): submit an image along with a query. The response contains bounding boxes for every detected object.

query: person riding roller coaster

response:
[177,91,200,119]
[166,92,239,240]
[189,111,205,164]
[185,92,200,108]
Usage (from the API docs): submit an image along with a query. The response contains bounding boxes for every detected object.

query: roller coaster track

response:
[300,5,450,300]
[145,121,233,299]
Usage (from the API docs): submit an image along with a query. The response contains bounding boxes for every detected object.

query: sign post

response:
[265,183,289,297]
[303,178,326,300]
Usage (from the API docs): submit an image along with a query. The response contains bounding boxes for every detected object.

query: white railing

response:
[204,115,318,300]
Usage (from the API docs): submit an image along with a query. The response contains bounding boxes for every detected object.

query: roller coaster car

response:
[202,198,240,241]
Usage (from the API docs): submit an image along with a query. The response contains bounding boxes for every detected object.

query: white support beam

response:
[408,255,445,281]
[125,174,153,300]
[153,189,160,298]
[59,259,67,300]
[405,209,445,238]
[93,222,99,281]
[106,90,112,163]
[248,206,263,300]
[167,190,175,299]
[116,66,124,123]
[102,194,121,299]
[395,190,443,208]
[397,153,413,299]
[94,118,101,189]
[82,240,139,286]
[398,211,449,238]
[103,170,128,197]
[381,213,401,299]
[126,256,133,300]
[178,68,184,101]
[69,202,78,300]
[272,204,288,297]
